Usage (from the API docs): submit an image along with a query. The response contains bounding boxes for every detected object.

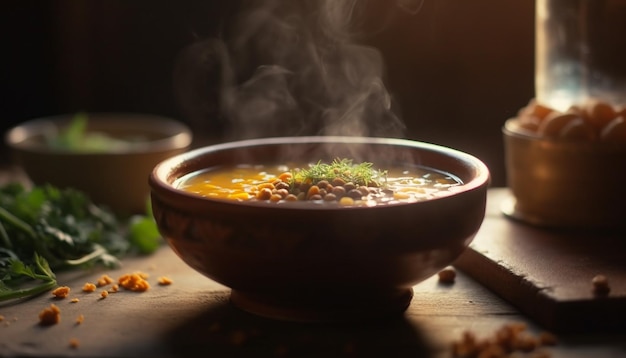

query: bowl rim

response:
[150,135,491,212]
[5,112,193,155]
[502,118,626,150]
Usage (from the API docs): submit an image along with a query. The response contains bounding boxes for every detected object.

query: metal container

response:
[502,119,626,229]
[535,0,626,112]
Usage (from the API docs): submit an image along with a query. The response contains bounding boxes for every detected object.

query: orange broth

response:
[175,163,462,207]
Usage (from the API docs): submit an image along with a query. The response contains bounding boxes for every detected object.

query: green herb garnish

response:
[291,158,387,187]
[0,182,161,302]
[47,112,136,152]
[0,252,57,301]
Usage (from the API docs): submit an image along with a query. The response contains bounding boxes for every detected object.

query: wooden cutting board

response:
[454,188,626,333]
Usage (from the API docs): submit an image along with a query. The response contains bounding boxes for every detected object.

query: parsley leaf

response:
[0,183,161,302]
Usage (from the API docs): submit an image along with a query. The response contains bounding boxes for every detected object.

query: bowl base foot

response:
[230,288,413,322]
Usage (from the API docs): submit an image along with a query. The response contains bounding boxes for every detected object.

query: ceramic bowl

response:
[5,113,192,215]
[502,119,626,230]
[149,136,490,321]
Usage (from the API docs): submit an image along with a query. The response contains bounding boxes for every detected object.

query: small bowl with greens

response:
[5,112,192,215]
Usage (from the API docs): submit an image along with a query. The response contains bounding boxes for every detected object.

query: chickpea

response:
[317,180,329,189]
[566,104,584,116]
[275,188,289,198]
[517,115,542,132]
[339,197,354,206]
[343,182,356,192]
[299,183,311,194]
[592,274,610,294]
[332,186,346,198]
[559,118,596,140]
[347,189,363,200]
[538,112,581,138]
[530,101,555,121]
[278,172,293,182]
[307,185,320,199]
[600,116,626,142]
[583,98,617,129]
[519,98,553,121]
[257,182,276,190]
[438,266,456,283]
[331,177,346,187]
[256,188,273,200]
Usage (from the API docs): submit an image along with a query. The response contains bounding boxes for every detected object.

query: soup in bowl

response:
[149,136,490,321]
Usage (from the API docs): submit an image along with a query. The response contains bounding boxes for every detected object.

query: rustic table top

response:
[1,165,624,357]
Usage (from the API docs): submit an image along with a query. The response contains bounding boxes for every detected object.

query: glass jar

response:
[535,0,626,112]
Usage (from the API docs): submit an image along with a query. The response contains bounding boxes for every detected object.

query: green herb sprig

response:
[0,252,57,301]
[291,158,387,187]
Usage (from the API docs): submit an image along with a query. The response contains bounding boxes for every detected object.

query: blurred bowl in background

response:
[502,118,626,230]
[5,113,192,215]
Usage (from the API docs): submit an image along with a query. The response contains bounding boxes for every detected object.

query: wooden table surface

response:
[1,166,625,358]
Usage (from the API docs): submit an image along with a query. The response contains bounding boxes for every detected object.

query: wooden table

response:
[1,166,625,357]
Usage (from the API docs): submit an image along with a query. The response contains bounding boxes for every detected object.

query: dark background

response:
[0,0,535,187]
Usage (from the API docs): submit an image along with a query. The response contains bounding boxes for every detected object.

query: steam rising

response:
[175,0,424,140]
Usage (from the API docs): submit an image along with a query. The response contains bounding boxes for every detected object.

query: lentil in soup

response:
[176,158,462,207]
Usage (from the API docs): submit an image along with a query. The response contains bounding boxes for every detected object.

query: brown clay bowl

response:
[149,136,490,321]
[5,113,192,215]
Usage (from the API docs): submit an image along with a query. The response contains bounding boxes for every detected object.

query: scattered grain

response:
[76,314,84,325]
[157,276,173,285]
[38,304,61,326]
[118,272,150,292]
[51,286,71,298]
[592,274,610,295]
[70,298,80,303]
[69,338,80,349]
[438,266,456,284]
[82,283,97,293]
[451,322,556,357]
[100,290,109,299]
[96,274,114,287]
